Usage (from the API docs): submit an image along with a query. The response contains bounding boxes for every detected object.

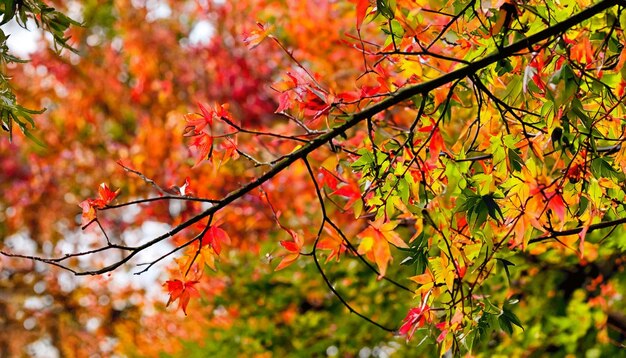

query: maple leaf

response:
[189,132,214,168]
[275,231,303,271]
[78,183,120,227]
[331,181,361,210]
[163,279,200,315]
[243,22,274,50]
[429,254,455,292]
[352,0,371,29]
[318,167,341,191]
[201,224,232,255]
[358,218,408,277]
[435,309,464,354]
[93,183,120,208]
[197,245,218,271]
[275,91,294,113]
[218,138,240,164]
[398,305,431,341]
[78,200,97,227]
[317,227,348,263]
[546,190,566,222]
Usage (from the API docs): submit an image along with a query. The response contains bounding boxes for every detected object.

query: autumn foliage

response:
[2,0,626,356]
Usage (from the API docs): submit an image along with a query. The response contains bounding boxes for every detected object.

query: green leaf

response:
[376,0,395,19]
[351,149,375,170]
[577,196,589,216]
[590,157,619,179]
[496,258,515,285]
[499,305,523,336]
[482,194,504,223]
[1,0,16,25]
[507,148,524,171]
[496,58,513,76]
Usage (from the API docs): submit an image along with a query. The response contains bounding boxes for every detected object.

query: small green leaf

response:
[482,194,504,224]
[496,258,515,285]
[500,305,523,335]
[1,0,16,25]
[376,0,395,19]
[508,148,524,171]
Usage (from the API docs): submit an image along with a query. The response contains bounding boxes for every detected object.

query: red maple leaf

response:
[398,305,430,341]
[275,230,303,271]
[78,183,120,226]
[546,190,566,222]
[200,224,232,255]
[163,279,200,315]
[318,167,341,191]
[189,132,214,168]
[331,181,361,209]
[353,0,371,29]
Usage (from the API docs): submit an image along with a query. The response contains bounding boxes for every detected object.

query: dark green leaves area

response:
[590,157,621,180]
[498,305,524,336]
[376,0,395,20]
[0,98,45,145]
[508,148,524,172]
[468,301,523,351]
[399,232,428,275]
[457,190,504,230]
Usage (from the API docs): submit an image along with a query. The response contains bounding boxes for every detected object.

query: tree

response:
[2,0,626,356]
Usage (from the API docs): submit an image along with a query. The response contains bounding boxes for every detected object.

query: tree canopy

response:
[1,0,626,356]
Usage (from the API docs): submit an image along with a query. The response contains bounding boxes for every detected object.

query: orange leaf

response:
[358,218,408,276]
[96,183,120,207]
[243,22,273,50]
[275,252,300,271]
[317,227,347,263]
[78,200,96,226]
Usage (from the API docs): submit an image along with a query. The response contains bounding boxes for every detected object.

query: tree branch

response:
[29,0,620,276]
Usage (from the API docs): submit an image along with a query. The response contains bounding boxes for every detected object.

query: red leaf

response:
[280,240,300,253]
[276,234,304,270]
[201,225,232,255]
[164,279,200,315]
[78,183,119,227]
[428,127,444,164]
[189,132,214,168]
[96,183,119,206]
[399,305,430,341]
[354,0,370,29]
[547,191,566,221]
[331,181,361,209]
[318,167,341,191]
[275,92,293,113]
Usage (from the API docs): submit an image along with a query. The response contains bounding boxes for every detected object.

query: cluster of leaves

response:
[2,0,626,356]
[0,0,78,141]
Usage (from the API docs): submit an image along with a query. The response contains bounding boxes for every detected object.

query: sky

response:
[4,19,40,57]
